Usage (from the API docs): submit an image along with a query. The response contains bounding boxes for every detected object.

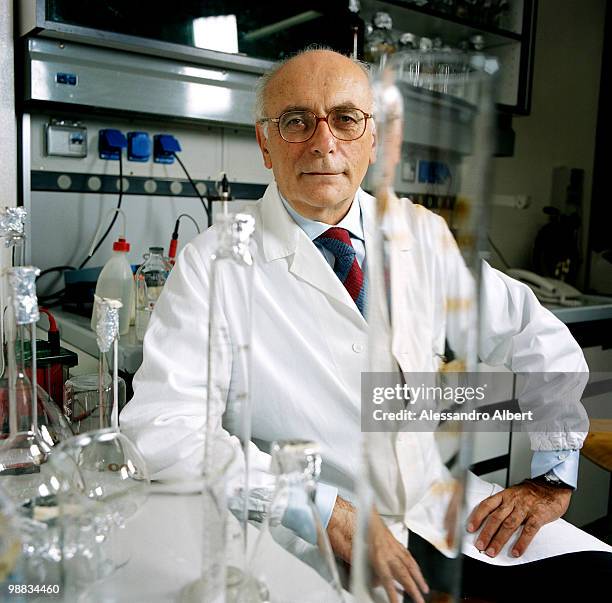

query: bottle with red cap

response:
[90,236,134,335]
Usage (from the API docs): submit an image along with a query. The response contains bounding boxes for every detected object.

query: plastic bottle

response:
[90,237,134,335]
[135,247,171,341]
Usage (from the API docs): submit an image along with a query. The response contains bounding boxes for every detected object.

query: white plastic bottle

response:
[90,237,134,335]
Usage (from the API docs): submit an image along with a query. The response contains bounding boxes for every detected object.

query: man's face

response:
[256,51,376,223]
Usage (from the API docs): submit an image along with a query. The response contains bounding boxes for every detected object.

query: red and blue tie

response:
[316,227,366,316]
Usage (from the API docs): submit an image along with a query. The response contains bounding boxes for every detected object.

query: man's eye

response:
[333,112,360,126]
[286,118,306,128]
[282,114,310,130]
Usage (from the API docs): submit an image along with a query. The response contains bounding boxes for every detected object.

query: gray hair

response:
[253,45,372,125]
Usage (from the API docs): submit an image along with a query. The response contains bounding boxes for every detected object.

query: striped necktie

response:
[316,227,366,316]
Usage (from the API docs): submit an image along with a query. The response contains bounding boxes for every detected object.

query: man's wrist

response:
[531,449,579,489]
[327,496,355,563]
[528,471,573,490]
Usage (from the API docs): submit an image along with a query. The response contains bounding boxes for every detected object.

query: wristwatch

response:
[535,470,572,489]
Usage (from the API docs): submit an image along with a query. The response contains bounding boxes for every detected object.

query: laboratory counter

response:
[80,488,355,603]
[545,294,612,348]
[48,294,612,378]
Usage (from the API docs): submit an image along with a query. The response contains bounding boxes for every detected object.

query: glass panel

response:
[46,0,360,61]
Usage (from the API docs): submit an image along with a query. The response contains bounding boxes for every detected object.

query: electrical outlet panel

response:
[45,121,87,158]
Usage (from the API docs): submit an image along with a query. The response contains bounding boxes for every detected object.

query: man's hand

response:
[327,496,429,603]
[467,479,572,559]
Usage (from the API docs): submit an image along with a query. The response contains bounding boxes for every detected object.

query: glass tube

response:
[205,212,256,600]
[352,50,496,602]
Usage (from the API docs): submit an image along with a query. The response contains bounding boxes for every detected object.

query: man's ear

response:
[369,121,377,165]
[256,123,273,169]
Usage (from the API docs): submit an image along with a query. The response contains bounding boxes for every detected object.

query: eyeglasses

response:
[260,108,373,143]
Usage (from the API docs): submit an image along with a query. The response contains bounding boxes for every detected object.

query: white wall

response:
[27,113,270,294]
[489,0,606,288]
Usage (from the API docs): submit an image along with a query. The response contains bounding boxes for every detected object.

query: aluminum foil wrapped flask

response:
[352,51,497,602]
[0,267,60,502]
[0,213,71,465]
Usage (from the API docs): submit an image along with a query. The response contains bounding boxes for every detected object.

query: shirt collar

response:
[278,186,364,242]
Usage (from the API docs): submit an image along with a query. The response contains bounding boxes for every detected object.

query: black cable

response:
[172,152,211,226]
[487,235,511,269]
[35,153,125,303]
[38,265,76,279]
[177,213,201,234]
[35,266,76,303]
[79,153,124,269]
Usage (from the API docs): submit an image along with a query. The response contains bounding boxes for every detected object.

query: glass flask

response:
[135,246,172,342]
[48,427,150,600]
[0,210,71,471]
[0,267,72,505]
[52,297,150,600]
[0,268,67,589]
[247,440,345,603]
[63,373,127,435]
[0,376,72,449]
[353,51,495,602]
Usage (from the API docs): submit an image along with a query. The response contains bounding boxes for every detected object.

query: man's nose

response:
[308,118,337,155]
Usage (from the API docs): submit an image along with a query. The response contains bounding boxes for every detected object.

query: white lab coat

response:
[121,183,611,565]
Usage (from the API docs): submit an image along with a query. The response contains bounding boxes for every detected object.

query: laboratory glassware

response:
[0,268,67,588]
[178,435,238,603]
[205,212,257,599]
[0,209,75,440]
[63,373,127,435]
[135,246,171,341]
[352,50,496,602]
[0,267,70,504]
[52,297,150,599]
[364,11,396,65]
[247,440,345,603]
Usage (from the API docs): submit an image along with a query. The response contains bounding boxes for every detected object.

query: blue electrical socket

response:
[153,134,181,164]
[127,131,151,162]
[99,129,127,160]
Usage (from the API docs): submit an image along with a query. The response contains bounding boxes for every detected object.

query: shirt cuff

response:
[281,482,338,545]
[315,482,338,529]
[531,449,579,489]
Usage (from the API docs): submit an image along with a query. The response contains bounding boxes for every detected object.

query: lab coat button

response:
[557,453,567,460]
[352,343,365,353]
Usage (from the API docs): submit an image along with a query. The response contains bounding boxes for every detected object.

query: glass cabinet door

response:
[46,0,362,60]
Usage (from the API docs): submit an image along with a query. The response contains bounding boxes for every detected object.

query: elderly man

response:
[121,49,612,602]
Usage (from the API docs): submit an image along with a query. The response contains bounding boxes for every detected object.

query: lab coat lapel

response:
[260,184,366,322]
[388,198,435,373]
[361,190,421,371]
